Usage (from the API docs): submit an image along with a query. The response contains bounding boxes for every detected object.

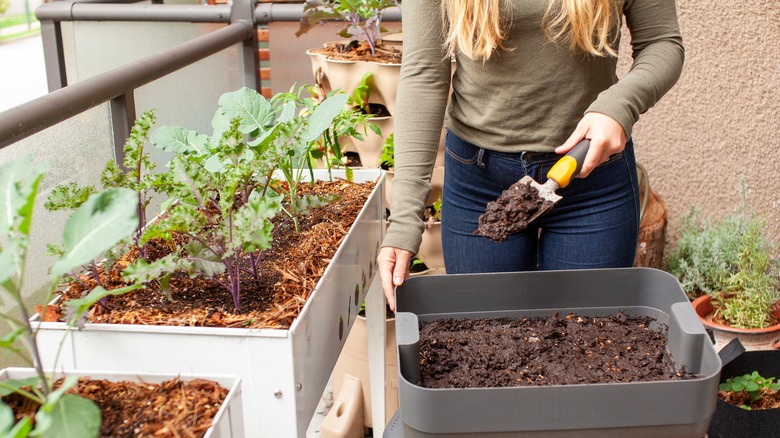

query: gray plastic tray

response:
[394,268,721,437]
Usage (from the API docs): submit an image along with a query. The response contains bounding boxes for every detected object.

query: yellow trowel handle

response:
[547,139,591,189]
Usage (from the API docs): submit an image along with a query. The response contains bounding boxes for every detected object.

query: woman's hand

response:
[556,112,627,178]
[377,246,415,311]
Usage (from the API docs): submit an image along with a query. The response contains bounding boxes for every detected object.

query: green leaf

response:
[44,183,97,212]
[150,126,209,155]
[218,87,276,135]
[121,254,179,284]
[744,381,760,392]
[278,101,297,124]
[0,378,40,397]
[33,394,100,438]
[0,155,46,237]
[0,401,31,437]
[181,241,225,278]
[231,196,282,254]
[0,327,24,350]
[305,94,349,142]
[0,240,21,287]
[51,188,138,279]
[64,284,143,323]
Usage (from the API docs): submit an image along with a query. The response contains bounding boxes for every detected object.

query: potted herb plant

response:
[0,155,243,437]
[29,87,386,437]
[666,204,780,351]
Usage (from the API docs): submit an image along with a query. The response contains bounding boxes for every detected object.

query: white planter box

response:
[0,368,243,438]
[31,169,385,437]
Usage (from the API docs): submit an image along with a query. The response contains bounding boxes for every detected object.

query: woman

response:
[378,0,684,310]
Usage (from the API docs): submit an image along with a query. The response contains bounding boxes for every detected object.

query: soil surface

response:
[478,180,553,242]
[719,388,780,410]
[418,313,697,389]
[44,179,375,329]
[3,377,228,438]
[310,40,402,64]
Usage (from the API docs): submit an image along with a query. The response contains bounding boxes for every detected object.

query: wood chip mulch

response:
[43,179,376,330]
[311,41,402,64]
[3,377,229,438]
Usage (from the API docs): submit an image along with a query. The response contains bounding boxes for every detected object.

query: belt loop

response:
[477,148,486,170]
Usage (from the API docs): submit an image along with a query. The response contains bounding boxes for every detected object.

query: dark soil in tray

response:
[478,180,552,242]
[418,313,697,389]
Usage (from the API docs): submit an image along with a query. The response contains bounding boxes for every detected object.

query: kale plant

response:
[0,155,141,437]
[45,110,161,278]
[297,0,399,55]
[122,87,355,312]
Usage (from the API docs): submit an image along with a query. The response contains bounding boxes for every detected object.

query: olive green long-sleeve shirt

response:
[383,0,684,254]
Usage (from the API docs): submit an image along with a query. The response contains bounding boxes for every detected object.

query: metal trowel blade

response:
[518,175,562,225]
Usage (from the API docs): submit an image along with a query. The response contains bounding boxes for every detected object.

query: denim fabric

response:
[440,130,640,274]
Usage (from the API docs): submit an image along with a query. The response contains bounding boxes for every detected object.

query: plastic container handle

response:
[547,139,590,188]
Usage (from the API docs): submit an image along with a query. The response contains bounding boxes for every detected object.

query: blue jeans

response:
[441,130,640,274]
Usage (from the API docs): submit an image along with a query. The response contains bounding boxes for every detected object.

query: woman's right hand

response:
[377,246,415,311]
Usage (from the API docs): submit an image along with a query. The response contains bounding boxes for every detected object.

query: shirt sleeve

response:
[381,0,452,254]
[586,0,685,139]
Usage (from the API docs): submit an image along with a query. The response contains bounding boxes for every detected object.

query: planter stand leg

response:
[366,274,387,436]
[321,374,365,438]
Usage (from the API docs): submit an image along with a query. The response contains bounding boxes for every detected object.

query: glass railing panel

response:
[0,104,113,344]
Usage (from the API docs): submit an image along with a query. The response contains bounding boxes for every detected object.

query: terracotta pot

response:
[306,46,400,116]
[690,295,780,350]
[342,115,393,168]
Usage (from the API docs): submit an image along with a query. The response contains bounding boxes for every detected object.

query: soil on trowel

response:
[478,181,553,242]
[418,313,698,389]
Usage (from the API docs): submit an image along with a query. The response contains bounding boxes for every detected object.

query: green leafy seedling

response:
[720,371,780,409]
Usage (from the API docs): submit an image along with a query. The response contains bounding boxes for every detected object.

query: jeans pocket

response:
[598,151,625,168]
[444,131,480,165]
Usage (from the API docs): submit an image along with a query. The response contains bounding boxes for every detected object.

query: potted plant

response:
[0,155,243,437]
[707,338,780,437]
[337,71,393,169]
[666,204,780,350]
[298,0,403,119]
[29,86,386,436]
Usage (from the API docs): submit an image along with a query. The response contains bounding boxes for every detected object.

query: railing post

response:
[109,92,136,168]
[232,0,260,92]
[39,19,68,91]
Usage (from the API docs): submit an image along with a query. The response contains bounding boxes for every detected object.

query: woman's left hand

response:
[556,112,627,179]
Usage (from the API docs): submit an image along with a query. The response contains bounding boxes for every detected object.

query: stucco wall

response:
[622,0,780,249]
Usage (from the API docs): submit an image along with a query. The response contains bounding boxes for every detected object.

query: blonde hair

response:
[441,0,623,62]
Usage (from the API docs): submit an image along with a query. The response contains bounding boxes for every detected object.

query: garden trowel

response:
[478,139,591,241]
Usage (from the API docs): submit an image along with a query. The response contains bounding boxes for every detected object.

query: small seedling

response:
[719,371,780,409]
